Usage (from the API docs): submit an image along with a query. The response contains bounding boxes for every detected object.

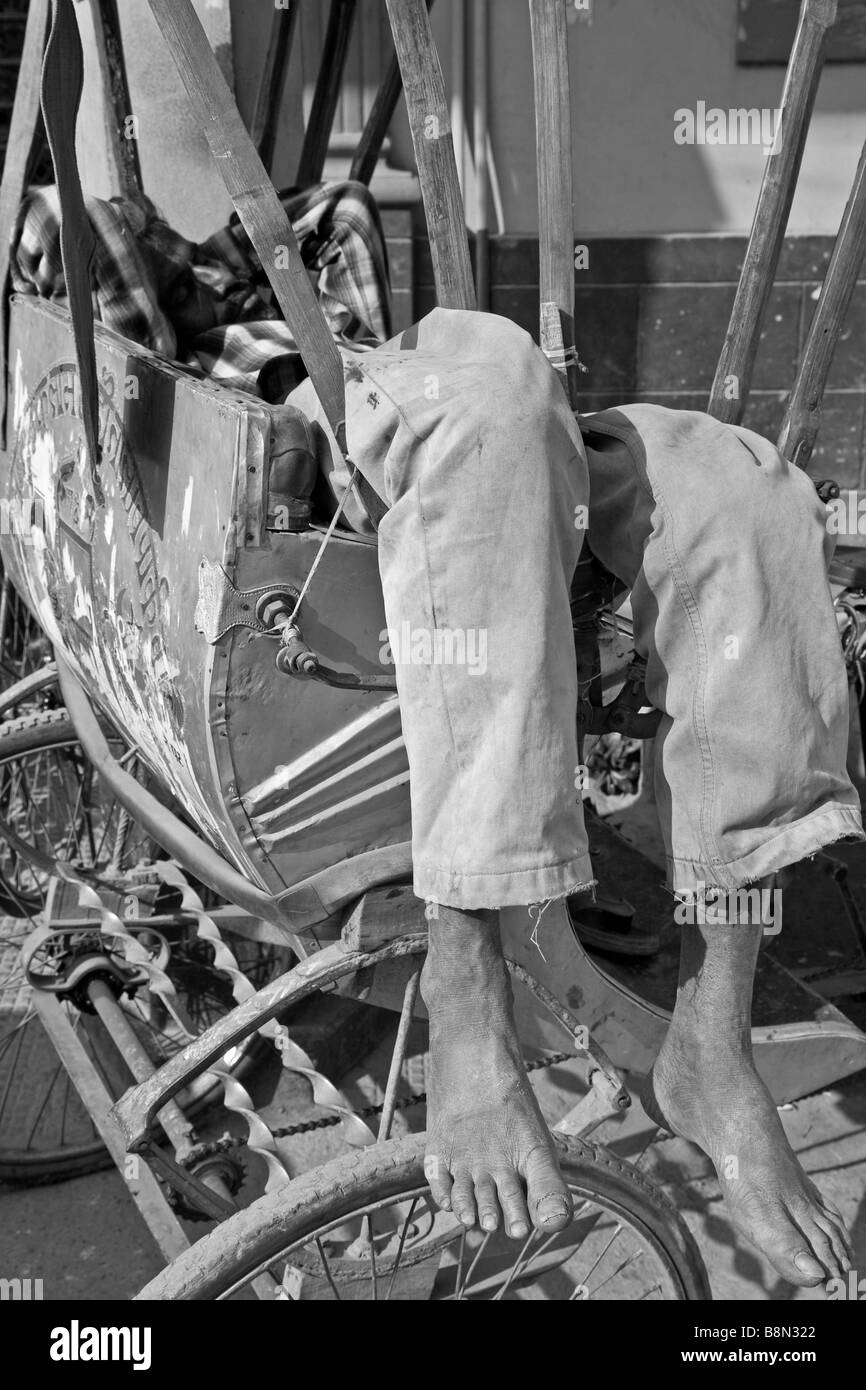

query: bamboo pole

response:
[385,0,475,309]
[296,0,357,188]
[145,0,348,443]
[777,136,866,468]
[529,0,580,408]
[708,0,838,423]
[251,0,300,175]
[0,0,51,449]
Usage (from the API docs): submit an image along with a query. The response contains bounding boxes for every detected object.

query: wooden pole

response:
[251,0,300,175]
[708,0,838,423]
[40,0,102,503]
[777,136,866,468]
[529,0,580,408]
[473,0,489,310]
[0,0,51,450]
[385,0,475,310]
[89,0,143,198]
[296,0,358,189]
[145,0,348,444]
[451,0,466,197]
[350,0,437,187]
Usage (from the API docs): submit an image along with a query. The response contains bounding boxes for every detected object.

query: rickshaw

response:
[0,0,864,1299]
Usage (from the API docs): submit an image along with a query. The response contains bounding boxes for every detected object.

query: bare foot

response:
[642,1030,852,1288]
[421,906,572,1239]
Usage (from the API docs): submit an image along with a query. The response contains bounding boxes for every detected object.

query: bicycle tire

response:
[0,706,123,914]
[0,663,59,719]
[136,1132,712,1301]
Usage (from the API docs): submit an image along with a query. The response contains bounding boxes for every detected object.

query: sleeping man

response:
[13,180,861,1288]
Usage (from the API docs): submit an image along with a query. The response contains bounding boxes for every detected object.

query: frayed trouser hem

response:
[666,803,865,902]
[414,853,596,911]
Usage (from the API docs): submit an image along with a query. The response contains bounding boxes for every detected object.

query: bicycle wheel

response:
[136,1133,711,1301]
[0,708,292,1182]
[0,564,51,691]
[0,706,149,915]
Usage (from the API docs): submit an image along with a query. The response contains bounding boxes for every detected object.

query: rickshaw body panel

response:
[0,296,411,893]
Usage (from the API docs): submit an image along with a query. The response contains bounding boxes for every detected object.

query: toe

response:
[813,1192,854,1267]
[525,1145,572,1232]
[813,1211,852,1276]
[770,1243,826,1287]
[742,1205,826,1287]
[830,1217,854,1269]
[424,1150,453,1213]
[789,1249,828,1287]
[493,1170,531,1239]
[473,1173,501,1233]
[451,1172,478,1229]
[797,1218,843,1282]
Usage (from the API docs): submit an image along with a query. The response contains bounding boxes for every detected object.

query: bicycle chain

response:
[179,1051,576,1164]
[796,953,866,986]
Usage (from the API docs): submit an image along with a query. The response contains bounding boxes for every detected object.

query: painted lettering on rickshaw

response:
[28,365,163,630]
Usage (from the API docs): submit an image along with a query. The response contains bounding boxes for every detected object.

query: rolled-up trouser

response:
[580,402,864,896]
[294,307,864,908]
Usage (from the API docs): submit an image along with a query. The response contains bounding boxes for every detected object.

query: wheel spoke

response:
[58,1061,74,1148]
[366,1215,378,1300]
[20,758,59,848]
[585,1246,644,1299]
[454,1230,492,1300]
[91,784,126,867]
[23,1057,66,1150]
[385,1196,420,1300]
[491,1227,540,1301]
[453,1227,467,1297]
[65,769,90,859]
[78,766,99,865]
[572,1221,624,1295]
[0,1019,27,1124]
[314,1237,342,1301]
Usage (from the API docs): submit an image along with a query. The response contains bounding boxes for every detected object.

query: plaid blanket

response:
[11,180,392,401]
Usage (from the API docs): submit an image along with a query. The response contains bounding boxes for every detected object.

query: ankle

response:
[662,1021,753,1071]
[422,906,512,1012]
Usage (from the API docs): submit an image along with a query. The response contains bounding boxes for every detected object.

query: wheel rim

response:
[211,1178,692,1301]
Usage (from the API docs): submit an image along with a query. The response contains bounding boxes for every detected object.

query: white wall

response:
[390,0,866,236]
[76,0,866,240]
[76,0,236,241]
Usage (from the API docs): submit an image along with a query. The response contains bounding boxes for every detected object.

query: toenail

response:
[794,1251,825,1278]
[538,1196,570,1223]
[509,1223,529,1239]
[458,1212,474,1227]
[482,1217,497,1232]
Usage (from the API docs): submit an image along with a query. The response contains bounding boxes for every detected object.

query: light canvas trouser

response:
[292,307,864,908]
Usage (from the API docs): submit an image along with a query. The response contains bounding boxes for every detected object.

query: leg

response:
[643,888,853,1286]
[583,403,862,1284]
[347,309,594,909]
[584,404,863,890]
[343,310,591,1234]
[422,907,571,1238]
